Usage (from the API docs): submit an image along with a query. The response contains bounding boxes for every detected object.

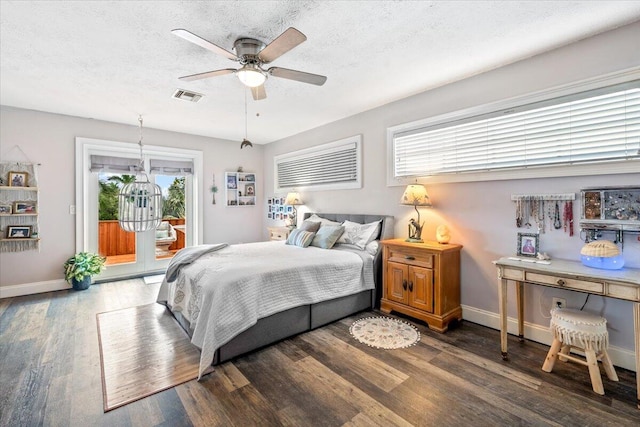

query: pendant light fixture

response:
[240,90,254,149]
[117,116,163,232]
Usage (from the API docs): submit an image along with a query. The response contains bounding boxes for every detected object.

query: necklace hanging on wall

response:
[554,201,562,229]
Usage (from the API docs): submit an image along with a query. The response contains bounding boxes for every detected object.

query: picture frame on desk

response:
[517,232,539,257]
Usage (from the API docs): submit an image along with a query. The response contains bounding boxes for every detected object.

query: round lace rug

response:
[349,316,420,349]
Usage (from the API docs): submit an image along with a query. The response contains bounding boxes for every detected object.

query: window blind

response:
[149,159,194,175]
[393,82,640,178]
[275,136,362,191]
[89,155,141,173]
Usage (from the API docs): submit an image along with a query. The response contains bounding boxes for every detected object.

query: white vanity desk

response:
[493,257,640,407]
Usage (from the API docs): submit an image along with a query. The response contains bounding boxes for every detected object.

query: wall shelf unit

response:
[225,171,257,207]
[0,163,40,252]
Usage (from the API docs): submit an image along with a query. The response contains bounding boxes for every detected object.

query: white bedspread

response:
[157,241,374,378]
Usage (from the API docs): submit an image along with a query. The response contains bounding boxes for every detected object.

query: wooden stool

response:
[542,308,618,395]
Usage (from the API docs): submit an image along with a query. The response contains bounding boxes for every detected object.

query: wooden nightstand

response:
[268,226,294,241]
[380,239,463,332]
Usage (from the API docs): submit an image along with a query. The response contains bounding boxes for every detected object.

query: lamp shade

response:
[285,192,303,206]
[400,184,432,207]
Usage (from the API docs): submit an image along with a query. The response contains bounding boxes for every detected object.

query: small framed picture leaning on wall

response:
[517,232,539,257]
[7,225,32,239]
[8,171,29,187]
[0,205,12,214]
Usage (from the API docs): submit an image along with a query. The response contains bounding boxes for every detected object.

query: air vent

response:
[172,89,203,102]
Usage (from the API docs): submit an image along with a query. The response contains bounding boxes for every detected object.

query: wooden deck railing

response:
[98,218,186,256]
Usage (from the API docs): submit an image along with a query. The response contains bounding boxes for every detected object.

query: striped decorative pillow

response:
[286,229,316,248]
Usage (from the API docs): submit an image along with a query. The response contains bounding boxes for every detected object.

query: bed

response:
[157,213,394,378]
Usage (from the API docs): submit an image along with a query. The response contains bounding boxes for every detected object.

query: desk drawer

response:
[607,282,640,302]
[501,268,524,280]
[526,272,604,294]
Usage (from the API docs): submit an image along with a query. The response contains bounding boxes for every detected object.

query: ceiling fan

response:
[172,27,327,101]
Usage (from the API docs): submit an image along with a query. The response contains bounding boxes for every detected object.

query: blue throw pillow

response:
[310,225,345,249]
[286,229,316,248]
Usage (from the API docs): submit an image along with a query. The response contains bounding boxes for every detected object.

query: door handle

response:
[557,279,566,287]
[408,281,413,292]
[402,279,407,290]
[405,255,415,260]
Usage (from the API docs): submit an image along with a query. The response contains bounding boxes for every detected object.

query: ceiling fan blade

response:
[268,67,327,86]
[259,27,306,64]
[178,69,236,81]
[172,29,238,61]
[251,85,267,101]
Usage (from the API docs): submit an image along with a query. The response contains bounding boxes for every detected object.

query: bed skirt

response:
[169,289,373,365]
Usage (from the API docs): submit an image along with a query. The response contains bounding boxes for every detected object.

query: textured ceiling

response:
[1,1,640,145]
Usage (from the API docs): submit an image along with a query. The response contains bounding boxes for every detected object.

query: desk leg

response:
[516,281,524,343]
[499,278,508,360]
[634,302,640,409]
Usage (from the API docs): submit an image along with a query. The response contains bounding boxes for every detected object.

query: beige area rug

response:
[349,316,420,349]
[97,303,201,412]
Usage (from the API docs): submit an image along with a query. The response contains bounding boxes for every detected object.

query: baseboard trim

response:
[461,304,636,372]
[0,279,70,299]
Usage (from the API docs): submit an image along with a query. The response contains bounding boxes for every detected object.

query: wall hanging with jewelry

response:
[511,193,576,236]
[509,193,576,262]
[580,186,640,248]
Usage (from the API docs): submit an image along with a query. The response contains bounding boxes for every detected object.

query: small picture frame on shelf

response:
[7,225,32,239]
[245,183,255,196]
[517,233,539,257]
[0,205,12,214]
[13,201,37,214]
[245,174,255,182]
[226,174,237,189]
[8,171,29,187]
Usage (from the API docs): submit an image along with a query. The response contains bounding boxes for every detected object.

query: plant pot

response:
[72,276,92,291]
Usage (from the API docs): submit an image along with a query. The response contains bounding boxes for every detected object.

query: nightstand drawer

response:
[387,246,433,268]
[268,226,292,241]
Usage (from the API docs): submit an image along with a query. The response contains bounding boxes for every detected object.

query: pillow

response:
[286,229,316,248]
[336,220,381,249]
[298,220,321,233]
[306,214,342,227]
[310,225,345,249]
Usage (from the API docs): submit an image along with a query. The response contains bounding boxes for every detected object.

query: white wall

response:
[0,107,263,289]
[261,22,640,354]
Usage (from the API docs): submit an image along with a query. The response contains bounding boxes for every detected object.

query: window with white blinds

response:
[392,81,640,179]
[274,135,362,191]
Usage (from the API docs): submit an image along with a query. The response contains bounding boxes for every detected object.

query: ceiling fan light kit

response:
[236,65,266,88]
[173,27,326,100]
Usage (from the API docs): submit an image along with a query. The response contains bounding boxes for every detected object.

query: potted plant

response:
[63,252,106,290]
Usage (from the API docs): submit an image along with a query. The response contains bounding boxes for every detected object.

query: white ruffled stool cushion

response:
[549,308,608,352]
[542,308,618,395]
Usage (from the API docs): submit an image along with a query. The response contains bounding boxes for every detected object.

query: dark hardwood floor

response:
[1,279,639,426]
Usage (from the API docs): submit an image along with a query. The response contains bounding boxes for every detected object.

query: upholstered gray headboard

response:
[302,213,395,308]
[302,213,394,241]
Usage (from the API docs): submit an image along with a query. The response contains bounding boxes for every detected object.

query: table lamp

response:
[400,184,432,243]
[285,192,303,227]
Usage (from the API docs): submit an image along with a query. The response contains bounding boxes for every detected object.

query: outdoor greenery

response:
[98,174,185,220]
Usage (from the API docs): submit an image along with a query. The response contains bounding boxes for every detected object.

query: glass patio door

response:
[77,137,202,282]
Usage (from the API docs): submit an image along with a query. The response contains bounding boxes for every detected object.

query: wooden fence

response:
[98,218,186,256]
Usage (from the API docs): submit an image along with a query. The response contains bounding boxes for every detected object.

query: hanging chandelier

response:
[117,116,163,232]
[240,90,254,149]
